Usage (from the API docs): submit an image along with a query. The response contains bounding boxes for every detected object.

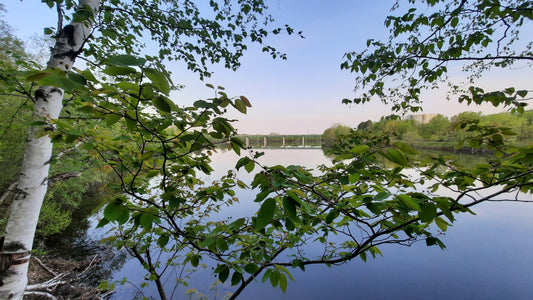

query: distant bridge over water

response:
[235,135,323,149]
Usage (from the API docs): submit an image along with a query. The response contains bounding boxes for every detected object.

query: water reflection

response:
[42,189,128,289]
[107,149,533,299]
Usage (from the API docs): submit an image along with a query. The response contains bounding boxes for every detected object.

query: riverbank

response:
[26,250,115,299]
[410,141,493,154]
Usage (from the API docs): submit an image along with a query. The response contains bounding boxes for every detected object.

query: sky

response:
[3,0,532,134]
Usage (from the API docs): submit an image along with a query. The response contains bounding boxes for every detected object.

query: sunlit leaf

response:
[144,68,170,94]
[398,194,420,211]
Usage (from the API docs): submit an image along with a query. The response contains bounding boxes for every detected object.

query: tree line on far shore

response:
[323,110,533,150]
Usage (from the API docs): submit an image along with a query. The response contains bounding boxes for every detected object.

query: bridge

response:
[235,135,323,149]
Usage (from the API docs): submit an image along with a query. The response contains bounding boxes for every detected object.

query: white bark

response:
[0,1,100,299]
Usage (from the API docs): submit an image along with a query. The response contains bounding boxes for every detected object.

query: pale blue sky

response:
[4,0,529,134]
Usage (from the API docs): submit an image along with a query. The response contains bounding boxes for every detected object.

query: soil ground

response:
[26,254,109,300]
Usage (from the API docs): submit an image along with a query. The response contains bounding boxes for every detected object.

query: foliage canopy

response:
[0,0,532,299]
[341,0,532,113]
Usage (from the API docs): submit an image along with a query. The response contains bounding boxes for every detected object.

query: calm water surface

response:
[103,149,533,299]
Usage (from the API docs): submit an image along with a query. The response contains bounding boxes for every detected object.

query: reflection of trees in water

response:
[322,146,490,170]
[422,151,489,169]
[49,181,111,240]
[41,186,127,286]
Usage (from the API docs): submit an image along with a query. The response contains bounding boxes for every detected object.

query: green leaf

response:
[103,200,129,224]
[105,114,121,126]
[65,133,80,144]
[398,194,420,211]
[103,66,137,76]
[96,218,109,228]
[234,98,247,114]
[27,72,50,82]
[279,273,288,293]
[30,121,48,126]
[419,203,437,223]
[231,271,243,286]
[190,255,200,267]
[426,237,446,249]
[144,68,170,94]
[240,95,252,107]
[284,218,295,231]
[141,151,155,161]
[435,216,449,231]
[325,209,339,224]
[350,145,370,154]
[382,148,408,166]
[270,269,280,288]
[374,192,390,202]
[262,269,272,283]
[103,201,120,221]
[157,235,169,248]
[450,17,459,28]
[235,157,251,170]
[228,218,245,232]
[107,54,146,66]
[193,100,212,109]
[140,213,153,230]
[291,259,305,271]
[202,236,217,251]
[141,84,154,100]
[98,280,108,291]
[360,252,367,262]
[218,265,230,283]
[68,72,87,85]
[216,239,228,252]
[275,265,295,282]
[254,189,271,202]
[244,160,255,172]
[255,198,277,231]
[125,117,136,131]
[152,96,172,113]
[244,263,259,274]
[282,196,300,223]
[517,90,528,98]
[72,9,91,22]
[82,69,98,83]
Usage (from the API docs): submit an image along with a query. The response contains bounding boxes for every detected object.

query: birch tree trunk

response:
[0,1,99,298]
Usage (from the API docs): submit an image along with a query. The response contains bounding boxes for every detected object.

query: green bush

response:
[36,201,72,236]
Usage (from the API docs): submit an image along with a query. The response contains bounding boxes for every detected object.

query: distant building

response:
[405,113,438,124]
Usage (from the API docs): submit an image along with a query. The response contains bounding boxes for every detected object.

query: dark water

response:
[98,149,533,299]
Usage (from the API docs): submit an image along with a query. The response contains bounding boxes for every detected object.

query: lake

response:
[95,149,533,299]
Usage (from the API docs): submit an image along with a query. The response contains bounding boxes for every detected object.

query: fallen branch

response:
[99,290,117,299]
[25,255,115,300]
[33,256,58,277]
[23,291,57,300]
[26,275,66,291]
[80,254,99,276]
[48,171,81,185]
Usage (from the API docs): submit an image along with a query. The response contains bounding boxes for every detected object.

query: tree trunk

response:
[0,1,99,298]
